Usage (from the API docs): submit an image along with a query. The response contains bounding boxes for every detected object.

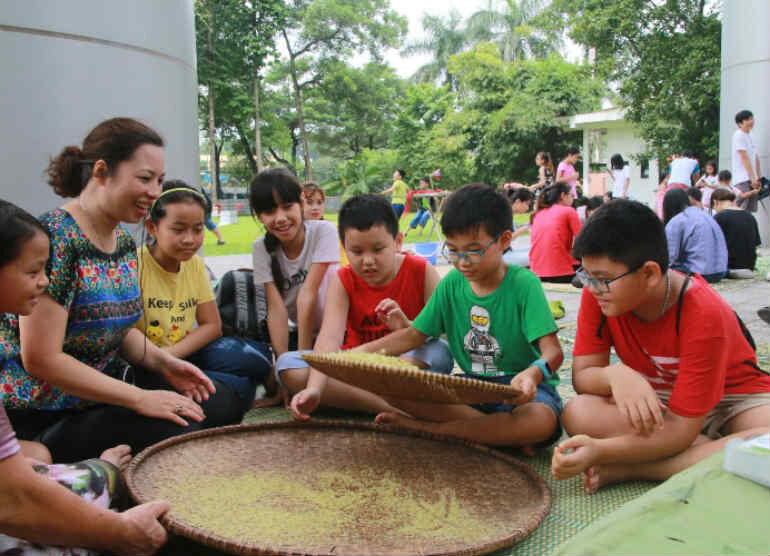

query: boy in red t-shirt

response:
[552,200,769,494]
[280,194,453,420]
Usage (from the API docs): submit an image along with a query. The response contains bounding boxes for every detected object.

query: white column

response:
[720,0,770,245]
[0,1,198,216]
[582,129,590,193]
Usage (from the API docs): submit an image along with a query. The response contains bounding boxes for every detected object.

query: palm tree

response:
[465,0,560,63]
[401,10,469,87]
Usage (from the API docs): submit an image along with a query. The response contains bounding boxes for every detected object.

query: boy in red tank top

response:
[280,194,453,420]
[551,200,769,494]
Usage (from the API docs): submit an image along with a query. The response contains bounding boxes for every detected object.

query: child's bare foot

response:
[582,464,629,494]
[100,444,132,471]
[375,412,429,434]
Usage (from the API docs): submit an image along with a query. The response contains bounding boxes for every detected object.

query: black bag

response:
[757,177,770,201]
[216,268,271,344]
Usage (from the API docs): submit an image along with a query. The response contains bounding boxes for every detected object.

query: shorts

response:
[471,375,563,446]
[658,390,770,439]
[274,338,454,389]
[205,216,217,231]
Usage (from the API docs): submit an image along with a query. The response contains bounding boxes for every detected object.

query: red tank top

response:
[338,253,427,349]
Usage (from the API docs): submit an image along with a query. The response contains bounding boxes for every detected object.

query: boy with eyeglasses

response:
[552,200,769,494]
[354,184,564,452]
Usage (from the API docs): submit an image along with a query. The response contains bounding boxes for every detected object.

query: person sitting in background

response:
[694,160,719,214]
[711,188,761,279]
[687,187,703,210]
[503,188,534,267]
[530,182,581,284]
[663,188,727,283]
[409,177,432,234]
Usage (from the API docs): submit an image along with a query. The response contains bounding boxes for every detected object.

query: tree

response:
[466,0,561,63]
[550,0,721,159]
[401,10,469,87]
[278,0,407,180]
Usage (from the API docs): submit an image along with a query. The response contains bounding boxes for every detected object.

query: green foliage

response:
[550,0,721,160]
[402,10,469,87]
[326,148,400,196]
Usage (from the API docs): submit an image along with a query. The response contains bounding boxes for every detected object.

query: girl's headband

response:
[150,187,205,212]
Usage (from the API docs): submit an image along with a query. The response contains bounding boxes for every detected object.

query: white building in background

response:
[0,1,199,215]
[561,108,659,206]
[719,0,769,246]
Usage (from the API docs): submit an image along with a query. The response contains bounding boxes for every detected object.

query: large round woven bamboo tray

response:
[301,352,522,404]
[126,421,551,556]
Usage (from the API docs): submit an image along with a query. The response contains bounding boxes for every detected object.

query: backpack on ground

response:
[215,268,271,344]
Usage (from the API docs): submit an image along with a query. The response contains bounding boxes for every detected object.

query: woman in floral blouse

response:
[3,118,244,462]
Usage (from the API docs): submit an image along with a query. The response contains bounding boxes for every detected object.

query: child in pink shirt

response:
[530,182,582,282]
[556,147,581,197]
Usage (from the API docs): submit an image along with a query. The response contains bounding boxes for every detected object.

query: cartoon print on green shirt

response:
[463,305,502,375]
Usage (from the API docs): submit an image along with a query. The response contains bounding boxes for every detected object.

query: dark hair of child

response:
[682,150,694,159]
[572,199,669,274]
[710,188,736,204]
[718,169,732,182]
[337,194,399,243]
[440,184,512,239]
[610,153,625,170]
[573,195,589,208]
[735,110,753,124]
[302,182,325,201]
[0,199,50,268]
[45,117,164,198]
[507,187,534,204]
[535,181,572,212]
[687,187,702,203]
[249,167,303,296]
[704,160,717,175]
[586,196,604,212]
[395,168,406,179]
[149,180,207,224]
[565,146,580,156]
[662,188,691,226]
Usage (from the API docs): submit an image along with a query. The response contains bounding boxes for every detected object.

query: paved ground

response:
[205,245,770,345]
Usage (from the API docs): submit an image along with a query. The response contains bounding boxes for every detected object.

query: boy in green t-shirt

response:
[381,168,409,219]
[357,184,564,451]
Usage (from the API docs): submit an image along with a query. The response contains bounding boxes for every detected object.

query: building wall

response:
[0,1,198,217]
[719,0,770,245]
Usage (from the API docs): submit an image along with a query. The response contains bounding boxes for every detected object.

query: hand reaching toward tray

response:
[375,298,410,331]
[289,386,321,420]
[505,368,538,405]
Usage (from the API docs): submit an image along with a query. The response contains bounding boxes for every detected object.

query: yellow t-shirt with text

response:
[135,246,215,347]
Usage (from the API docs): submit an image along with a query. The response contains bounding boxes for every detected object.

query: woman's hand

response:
[114,501,170,555]
[375,298,410,331]
[131,389,205,427]
[607,363,665,435]
[158,356,215,403]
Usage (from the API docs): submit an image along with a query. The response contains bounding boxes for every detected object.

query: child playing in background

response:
[0,199,170,555]
[529,182,582,284]
[607,154,630,199]
[281,194,453,420]
[302,181,347,265]
[695,160,718,213]
[552,200,768,494]
[409,177,432,235]
[503,188,534,267]
[557,147,581,198]
[718,169,732,192]
[250,168,340,360]
[137,180,272,410]
[351,185,564,452]
[381,168,409,219]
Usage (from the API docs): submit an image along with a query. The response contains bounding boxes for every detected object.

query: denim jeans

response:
[187,336,273,403]
[410,208,430,229]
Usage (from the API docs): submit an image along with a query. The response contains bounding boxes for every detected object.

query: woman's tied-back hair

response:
[610,153,625,170]
[45,118,164,198]
[440,184,512,238]
[537,151,555,175]
[149,180,207,223]
[662,188,691,226]
[249,167,303,296]
[572,199,669,274]
[0,199,50,268]
[535,181,572,212]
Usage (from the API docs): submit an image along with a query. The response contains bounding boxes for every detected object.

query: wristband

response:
[531,358,553,381]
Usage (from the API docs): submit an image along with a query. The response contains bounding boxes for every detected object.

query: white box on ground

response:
[723,433,770,488]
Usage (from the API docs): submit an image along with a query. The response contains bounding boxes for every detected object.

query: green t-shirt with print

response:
[412,265,559,386]
[391,180,409,205]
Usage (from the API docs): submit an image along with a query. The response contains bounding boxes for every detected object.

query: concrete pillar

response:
[0,1,198,217]
[719,0,770,245]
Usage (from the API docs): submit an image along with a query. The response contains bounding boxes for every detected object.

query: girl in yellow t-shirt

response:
[137,180,272,406]
[381,168,409,219]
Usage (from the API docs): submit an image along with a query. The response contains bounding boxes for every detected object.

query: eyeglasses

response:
[576,265,642,294]
[442,233,502,265]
